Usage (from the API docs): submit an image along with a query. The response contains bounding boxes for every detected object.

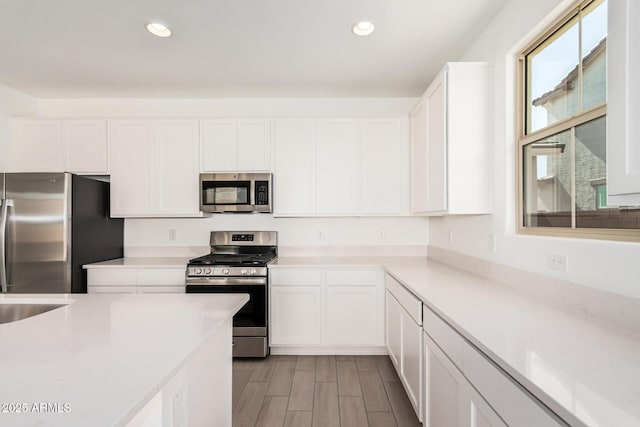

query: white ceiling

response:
[0,0,508,98]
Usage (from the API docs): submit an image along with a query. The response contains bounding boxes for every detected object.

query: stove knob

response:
[241,268,248,275]
[204,268,212,274]
[223,268,230,275]
[250,268,257,275]
[195,268,202,275]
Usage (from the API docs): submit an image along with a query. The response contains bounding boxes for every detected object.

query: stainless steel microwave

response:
[199,173,272,213]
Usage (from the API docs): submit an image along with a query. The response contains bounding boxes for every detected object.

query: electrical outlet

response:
[171,386,186,427]
[548,254,568,271]
[448,229,454,245]
[168,229,177,241]
[318,229,326,241]
[378,230,386,240]
[488,233,496,253]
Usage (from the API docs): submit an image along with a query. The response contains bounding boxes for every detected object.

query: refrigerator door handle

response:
[0,199,13,293]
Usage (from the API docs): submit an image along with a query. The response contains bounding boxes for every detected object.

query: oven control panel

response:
[186,266,267,277]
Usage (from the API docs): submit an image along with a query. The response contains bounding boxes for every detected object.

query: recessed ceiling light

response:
[352,21,375,36]
[147,22,172,38]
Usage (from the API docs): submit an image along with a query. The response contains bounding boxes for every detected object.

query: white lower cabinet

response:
[270,286,322,345]
[401,307,423,412]
[269,267,384,351]
[385,290,402,367]
[325,286,377,345]
[385,275,423,421]
[87,268,186,294]
[423,304,563,427]
[424,331,506,427]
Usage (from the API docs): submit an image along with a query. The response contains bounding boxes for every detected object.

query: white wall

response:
[125,215,428,249]
[429,0,640,299]
[35,97,428,253]
[0,84,37,170]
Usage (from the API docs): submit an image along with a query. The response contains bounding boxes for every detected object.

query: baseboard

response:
[270,346,387,355]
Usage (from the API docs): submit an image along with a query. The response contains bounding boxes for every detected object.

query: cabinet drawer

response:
[326,269,378,286]
[386,273,422,325]
[463,342,563,427]
[137,269,186,286]
[137,286,185,294]
[88,270,137,286]
[88,285,136,294]
[270,269,322,286]
[423,305,465,370]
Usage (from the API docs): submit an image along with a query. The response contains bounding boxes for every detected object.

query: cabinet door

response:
[410,101,428,213]
[467,386,507,427]
[270,286,322,345]
[425,70,448,213]
[325,286,378,345]
[386,290,402,368]
[11,119,63,171]
[607,0,640,205]
[109,120,155,216]
[401,309,423,420]
[237,119,271,171]
[362,119,408,215]
[200,119,237,172]
[424,331,506,427]
[63,120,108,173]
[424,331,463,427]
[316,119,358,215]
[273,119,316,215]
[155,120,200,215]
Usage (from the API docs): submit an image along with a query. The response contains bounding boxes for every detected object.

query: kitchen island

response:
[0,293,248,427]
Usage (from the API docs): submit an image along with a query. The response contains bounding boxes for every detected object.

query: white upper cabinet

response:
[607,0,640,205]
[273,117,409,217]
[9,119,108,174]
[155,120,200,215]
[274,119,317,215]
[411,62,492,215]
[109,120,155,215]
[363,118,410,215]
[200,119,271,172]
[237,119,271,171]
[109,119,200,217]
[63,120,108,173]
[316,119,359,215]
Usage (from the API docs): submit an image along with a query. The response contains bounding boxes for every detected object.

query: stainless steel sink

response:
[0,303,66,324]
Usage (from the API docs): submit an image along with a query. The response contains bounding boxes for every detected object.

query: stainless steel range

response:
[186,231,277,358]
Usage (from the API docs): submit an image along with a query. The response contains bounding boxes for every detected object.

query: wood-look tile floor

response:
[232,355,421,427]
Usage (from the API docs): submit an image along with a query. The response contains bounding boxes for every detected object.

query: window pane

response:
[527,17,580,133]
[523,130,572,227]
[575,117,640,228]
[581,0,607,111]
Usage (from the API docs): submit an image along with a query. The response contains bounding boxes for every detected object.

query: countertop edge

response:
[116,293,249,426]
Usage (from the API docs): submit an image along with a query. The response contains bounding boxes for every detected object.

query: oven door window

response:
[202,181,250,206]
[186,284,266,328]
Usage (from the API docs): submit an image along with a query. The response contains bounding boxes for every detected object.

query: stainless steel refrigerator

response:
[0,173,124,293]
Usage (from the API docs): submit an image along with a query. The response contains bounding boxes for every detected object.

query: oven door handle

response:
[186,277,267,286]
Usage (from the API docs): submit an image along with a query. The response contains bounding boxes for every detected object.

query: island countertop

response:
[0,293,248,427]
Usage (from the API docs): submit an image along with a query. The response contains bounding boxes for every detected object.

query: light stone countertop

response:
[274,256,640,427]
[83,257,191,269]
[0,293,248,427]
[82,255,640,426]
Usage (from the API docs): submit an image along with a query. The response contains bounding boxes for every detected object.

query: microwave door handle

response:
[0,199,11,293]
[250,180,256,206]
